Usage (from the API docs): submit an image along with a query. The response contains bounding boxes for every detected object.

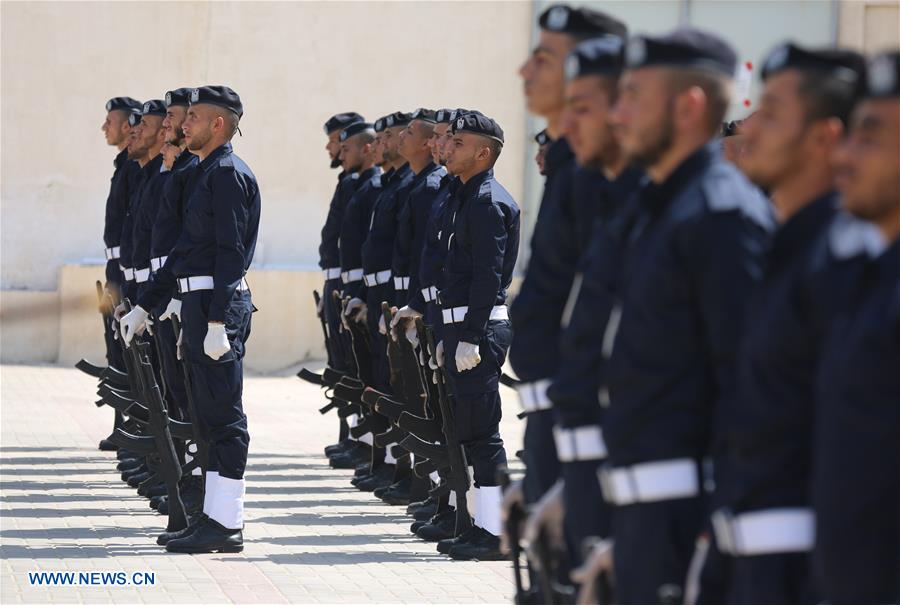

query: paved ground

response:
[0,363,525,604]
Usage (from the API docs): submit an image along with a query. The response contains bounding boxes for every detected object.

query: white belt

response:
[599,458,700,505]
[134,268,151,283]
[150,256,168,272]
[323,267,342,281]
[712,507,815,556]
[517,379,553,413]
[105,246,121,261]
[421,286,439,303]
[442,305,509,325]
[394,276,410,290]
[119,265,135,281]
[554,425,607,462]
[342,268,364,284]
[177,275,250,293]
[364,269,392,287]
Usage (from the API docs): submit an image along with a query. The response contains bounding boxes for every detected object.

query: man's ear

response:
[477,145,491,162]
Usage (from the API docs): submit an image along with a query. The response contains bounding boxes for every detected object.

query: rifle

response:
[314,290,336,369]
[170,315,208,476]
[111,300,187,534]
[499,467,530,605]
[416,321,472,537]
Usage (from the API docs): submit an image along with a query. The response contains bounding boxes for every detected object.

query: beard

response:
[627,115,674,169]
[187,130,210,152]
[167,126,185,147]
[330,156,342,169]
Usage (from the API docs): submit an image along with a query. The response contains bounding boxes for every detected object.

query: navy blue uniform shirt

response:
[119,156,162,271]
[131,155,169,272]
[508,138,579,382]
[408,174,458,314]
[140,142,261,322]
[151,150,200,260]
[440,168,521,344]
[104,149,140,282]
[362,163,413,276]
[339,166,382,300]
[319,171,358,270]
[394,163,447,303]
[604,143,774,468]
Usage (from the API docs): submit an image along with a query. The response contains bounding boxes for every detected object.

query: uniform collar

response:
[199,142,233,171]
[359,166,379,180]
[640,142,717,212]
[142,152,164,176]
[173,149,195,170]
[770,191,838,263]
[545,137,574,176]
[413,161,438,180]
[114,148,129,169]
[459,168,494,200]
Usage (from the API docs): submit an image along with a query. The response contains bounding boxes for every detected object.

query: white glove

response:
[428,340,445,370]
[390,305,422,330]
[405,325,419,348]
[455,341,482,372]
[203,322,230,360]
[113,302,128,321]
[345,297,367,323]
[524,480,565,568]
[120,306,149,346]
[175,326,184,360]
[571,538,615,605]
[378,313,387,335]
[160,298,181,322]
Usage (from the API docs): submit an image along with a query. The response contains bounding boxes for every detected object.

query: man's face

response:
[340,137,364,172]
[373,132,385,166]
[430,123,452,166]
[126,121,147,160]
[139,115,164,151]
[444,131,486,177]
[102,110,130,146]
[399,120,430,162]
[162,105,187,145]
[381,125,404,164]
[520,31,574,117]
[740,71,815,190]
[834,99,900,224]
[182,104,219,152]
[611,68,675,169]
[561,75,618,167]
[325,130,342,168]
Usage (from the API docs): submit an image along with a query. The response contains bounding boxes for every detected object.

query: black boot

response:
[356,465,395,492]
[116,458,143,472]
[156,513,207,545]
[165,517,243,553]
[378,476,412,505]
[416,509,457,542]
[448,526,506,561]
[98,438,118,452]
[437,525,477,554]
[150,495,166,510]
[179,475,205,514]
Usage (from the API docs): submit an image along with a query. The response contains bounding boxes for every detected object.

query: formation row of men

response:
[97,85,258,553]
[311,5,899,605]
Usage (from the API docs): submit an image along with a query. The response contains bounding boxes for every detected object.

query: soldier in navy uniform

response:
[810,50,900,605]
[319,112,365,374]
[710,44,866,605]
[510,4,628,515]
[430,111,520,561]
[521,35,643,578]
[98,95,141,450]
[598,30,774,604]
[121,86,260,554]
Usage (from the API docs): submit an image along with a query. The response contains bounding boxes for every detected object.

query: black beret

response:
[534,129,552,145]
[625,28,737,77]
[410,108,437,123]
[106,97,142,113]
[165,88,193,108]
[539,4,627,39]
[761,42,865,89]
[324,112,365,134]
[451,111,504,145]
[140,99,167,117]
[339,122,374,142]
[565,35,625,80]
[127,111,142,127]
[435,108,469,124]
[190,85,243,118]
[379,111,412,129]
[866,50,900,98]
